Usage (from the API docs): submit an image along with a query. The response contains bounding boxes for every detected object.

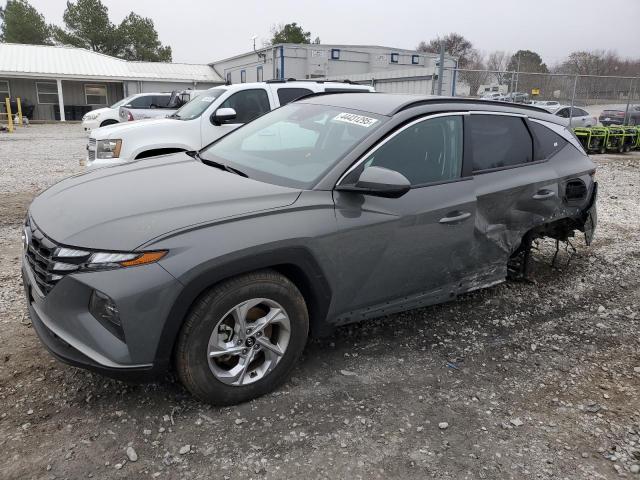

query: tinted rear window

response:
[277,88,313,106]
[530,121,567,160]
[469,115,533,171]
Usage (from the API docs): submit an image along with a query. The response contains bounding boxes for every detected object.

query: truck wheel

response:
[175,270,309,405]
[100,119,119,127]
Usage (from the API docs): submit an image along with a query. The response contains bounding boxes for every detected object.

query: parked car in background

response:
[118,89,205,122]
[481,92,508,101]
[81,93,167,132]
[25,94,597,405]
[506,92,529,103]
[599,105,640,126]
[87,80,374,169]
[554,106,597,127]
[532,100,561,113]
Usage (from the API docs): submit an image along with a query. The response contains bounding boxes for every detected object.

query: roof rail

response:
[293,90,376,103]
[394,97,551,115]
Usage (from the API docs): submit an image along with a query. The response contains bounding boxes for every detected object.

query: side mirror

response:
[336,166,411,198]
[211,107,237,126]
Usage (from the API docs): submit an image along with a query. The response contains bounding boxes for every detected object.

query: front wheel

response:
[175,270,309,405]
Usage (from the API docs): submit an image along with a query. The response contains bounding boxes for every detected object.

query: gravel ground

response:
[0,124,639,480]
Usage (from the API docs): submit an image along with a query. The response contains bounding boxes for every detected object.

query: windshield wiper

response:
[190,151,248,178]
[167,113,180,119]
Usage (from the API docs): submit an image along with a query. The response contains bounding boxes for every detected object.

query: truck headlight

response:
[96,139,122,159]
[83,112,99,121]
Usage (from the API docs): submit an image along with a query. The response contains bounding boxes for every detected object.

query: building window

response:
[331,49,340,60]
[85,84,108,105]
[257,66,263,82]
[411,55,419,65]
[226,72,232,84]
[36,82,58,104]
[240,70,246,83]
[390,53,399,63]
[0,80,9,100]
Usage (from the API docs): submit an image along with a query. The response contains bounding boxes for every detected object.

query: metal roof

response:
[0,43,223,83]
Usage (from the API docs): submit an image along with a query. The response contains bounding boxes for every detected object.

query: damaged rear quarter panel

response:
[472,144,595,276]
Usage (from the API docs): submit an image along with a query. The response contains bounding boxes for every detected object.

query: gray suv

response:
[22,94,597,405]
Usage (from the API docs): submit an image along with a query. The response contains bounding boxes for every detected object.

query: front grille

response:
[87,138,96,162]
[25,223,90,295]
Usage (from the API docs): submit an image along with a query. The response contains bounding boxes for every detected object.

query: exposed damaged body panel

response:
[325,109,597,326]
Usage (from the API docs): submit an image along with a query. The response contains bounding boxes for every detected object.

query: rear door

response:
[469,112,563,275]
[201,88,272,146]
[332,113,480,317]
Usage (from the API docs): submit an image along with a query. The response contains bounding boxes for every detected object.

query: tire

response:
[175,270,309,405]
[99,119,118,127]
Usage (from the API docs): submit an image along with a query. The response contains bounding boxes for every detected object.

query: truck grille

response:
[87,138,96,162]
[25,222,90,295]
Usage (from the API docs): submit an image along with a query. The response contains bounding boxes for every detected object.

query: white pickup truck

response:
[118,89,204,122]
[86,80,374,169]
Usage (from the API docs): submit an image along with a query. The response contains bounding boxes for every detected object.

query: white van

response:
[86,80,374,169]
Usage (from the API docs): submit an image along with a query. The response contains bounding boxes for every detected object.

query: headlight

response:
[54,247,167,271]
[96,139,122,159]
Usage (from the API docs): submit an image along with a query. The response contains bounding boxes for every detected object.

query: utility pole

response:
[514,52,521,95]
[623,77,634,124]
[437,43,445,96]
[569,75,578,128]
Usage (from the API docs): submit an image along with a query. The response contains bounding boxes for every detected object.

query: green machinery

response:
[574,126,608,154]
[573,125,640,154]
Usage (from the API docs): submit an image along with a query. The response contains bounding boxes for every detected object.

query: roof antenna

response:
[253,35,266,63]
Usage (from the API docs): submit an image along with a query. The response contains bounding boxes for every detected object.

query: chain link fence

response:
[330,68,639,126]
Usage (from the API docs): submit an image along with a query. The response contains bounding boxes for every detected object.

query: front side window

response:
[36,82,58,104]
[344,115,464,186]
[277,88,313,106]
[219,89,270,124]
[128,95,153,108]
[85,84,107,105]
[201,103,384,188]
[469,114,533,171]
[151,95,170,108]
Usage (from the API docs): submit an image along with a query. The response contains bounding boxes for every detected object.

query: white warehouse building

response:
[211,43,457,93]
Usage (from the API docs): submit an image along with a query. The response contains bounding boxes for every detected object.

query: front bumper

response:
[22,252,183,381]
[81,119,100,132]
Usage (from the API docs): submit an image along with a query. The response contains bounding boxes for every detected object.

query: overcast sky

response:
[24,0,640,65]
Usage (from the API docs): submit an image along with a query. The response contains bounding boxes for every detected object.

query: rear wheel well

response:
[135,148,185,160]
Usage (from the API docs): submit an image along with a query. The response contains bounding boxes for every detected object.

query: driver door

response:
[331,114,480,317]
[201,88,272,147]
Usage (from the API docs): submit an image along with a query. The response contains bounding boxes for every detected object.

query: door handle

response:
[533,189,556,200]
[439,211,471,224]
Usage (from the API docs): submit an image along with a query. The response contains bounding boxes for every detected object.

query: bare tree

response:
[486,50,511,85]
[417,33,476,68]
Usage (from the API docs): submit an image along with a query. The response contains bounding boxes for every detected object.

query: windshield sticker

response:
[200,96,214,102]
[332,112,378,128]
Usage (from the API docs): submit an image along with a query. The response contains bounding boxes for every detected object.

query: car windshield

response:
[200,103,385,189]
[171,88,226,120]
[110,96,133,109]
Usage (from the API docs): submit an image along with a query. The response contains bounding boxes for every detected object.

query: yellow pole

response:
[16,97,23,126]
[5,98,13,133]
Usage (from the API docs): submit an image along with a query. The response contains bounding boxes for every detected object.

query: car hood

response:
[92,117,179,139]
[29,154,301,251]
